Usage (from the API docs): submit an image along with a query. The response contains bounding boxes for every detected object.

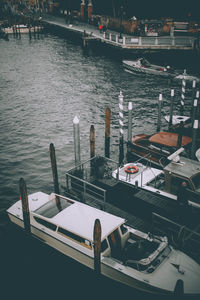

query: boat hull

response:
[6,212,179,296]
[123,61,172,77]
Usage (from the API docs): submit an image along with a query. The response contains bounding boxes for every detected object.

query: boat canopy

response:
[34,195,125,242]
[149,132,192,147]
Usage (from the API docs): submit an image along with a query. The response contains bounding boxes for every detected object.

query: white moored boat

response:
[7,191,200,296]
[112,150,200,210]
[123,58,173,77]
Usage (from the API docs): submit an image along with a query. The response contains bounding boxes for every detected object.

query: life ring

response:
[125,165,139,174]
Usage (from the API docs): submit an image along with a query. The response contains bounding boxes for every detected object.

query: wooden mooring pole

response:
[105,107,111,158]
[174,279,184,296]
[19,178,30,234]
[169,89,174,131]
[49,143,61,210]
[93,218,101,275]
[177,121,183,148]
[90,125,95,159]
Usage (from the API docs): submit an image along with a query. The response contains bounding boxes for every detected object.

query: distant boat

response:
[7,191,200,296]
[123,58,173,77]
[3,25,43,34]
[123,59,200,82]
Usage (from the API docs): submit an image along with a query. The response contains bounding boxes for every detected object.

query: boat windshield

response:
[34,197,74,218]
[191,173,200,190]
[141,58,150,66]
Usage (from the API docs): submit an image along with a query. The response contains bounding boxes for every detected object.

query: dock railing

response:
[66,156,119,208]
[103,31,194,48]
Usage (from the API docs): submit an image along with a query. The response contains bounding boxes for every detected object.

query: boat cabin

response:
[31,193,169,273]
[163,157,200,194]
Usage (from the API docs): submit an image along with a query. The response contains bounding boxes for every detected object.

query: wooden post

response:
[19,178,30,233]
[169,89,174,131]
[90,125,95,159]
[73,116,81,167]
[80,0,85,22]
[49,143,61,210]
[157,94,162,132]
[174,279,184,296]
[191,120,198,159]
[93,219,101,275]
[105,107,111,158]
[177,121,183,148]
[90,125,95,175]
[180,70,186,115]
[118,91,124,165]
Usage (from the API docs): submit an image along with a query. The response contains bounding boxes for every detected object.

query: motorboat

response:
[122,58,173,77]
[129,131,192,168]
[123,59,200,82]
[113,149,200,209]
[7,191,200,296]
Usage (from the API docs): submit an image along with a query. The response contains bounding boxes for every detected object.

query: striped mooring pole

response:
[118,91,124,165]
[180,70,186,115]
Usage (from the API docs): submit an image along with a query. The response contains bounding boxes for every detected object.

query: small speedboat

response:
[123,58,173,77]
[7,191,200,296]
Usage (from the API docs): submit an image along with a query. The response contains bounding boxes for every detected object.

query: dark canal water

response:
[0,32,199,299]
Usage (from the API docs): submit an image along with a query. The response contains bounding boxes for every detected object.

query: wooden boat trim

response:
[149,132,192,147]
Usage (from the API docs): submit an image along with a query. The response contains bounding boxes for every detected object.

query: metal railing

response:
[66,156,119,208]
[103,32,195,48]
